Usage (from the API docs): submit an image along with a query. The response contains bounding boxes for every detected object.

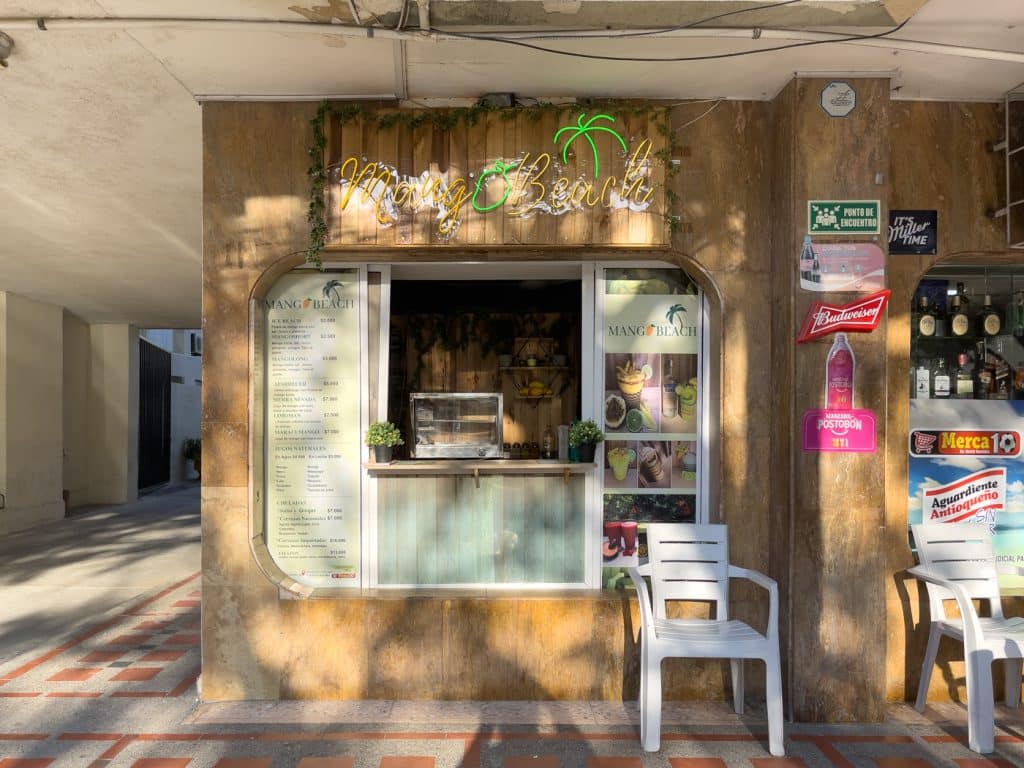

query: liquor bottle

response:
[955,353,974,398]
[933,298,947,337]
[914,296,936,338]
[931,358,951,399]
[948,295,970,337]
[977,294,1001,337]
[956,282,972,314]
[825,332,855,409]
[661,358,677,419]
[973,344,992,399]
[915,360,931,399]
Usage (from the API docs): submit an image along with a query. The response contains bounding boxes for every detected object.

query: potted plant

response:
[568,419,604,463]
[365,421,404,463]
[182,437,201,479]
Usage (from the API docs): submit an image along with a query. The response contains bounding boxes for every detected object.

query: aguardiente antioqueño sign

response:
[327,111,666,242]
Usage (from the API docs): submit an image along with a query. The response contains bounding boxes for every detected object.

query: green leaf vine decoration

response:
[305,101,681,268]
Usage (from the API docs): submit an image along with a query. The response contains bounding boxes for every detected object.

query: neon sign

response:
[331,113,658,237]
[553,113,628,179]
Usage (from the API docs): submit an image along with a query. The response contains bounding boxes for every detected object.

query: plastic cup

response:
[621,521,638,555]
[604,521,622,549]
[607,446,635,481]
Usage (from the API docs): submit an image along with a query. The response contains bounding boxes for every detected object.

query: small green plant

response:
[182,438,201,461]
[569,419,605,447]
[365,421,404,448]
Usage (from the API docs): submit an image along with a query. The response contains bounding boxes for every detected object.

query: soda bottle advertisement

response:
[908,399,1024,594]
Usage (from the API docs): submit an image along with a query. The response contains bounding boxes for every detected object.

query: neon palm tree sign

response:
[553,113,628,179]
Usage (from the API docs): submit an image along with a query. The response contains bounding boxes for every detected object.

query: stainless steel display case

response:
[410,393,503,459]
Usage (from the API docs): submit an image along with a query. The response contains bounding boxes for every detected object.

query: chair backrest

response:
[646,523,730,621]
[911,522,1003,620]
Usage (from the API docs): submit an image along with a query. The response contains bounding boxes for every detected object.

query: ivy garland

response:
[305,100,681,268]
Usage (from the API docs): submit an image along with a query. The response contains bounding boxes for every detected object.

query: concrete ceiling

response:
[0,0,1021,327]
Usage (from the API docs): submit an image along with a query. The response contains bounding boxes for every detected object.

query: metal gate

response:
[138,338,171,489]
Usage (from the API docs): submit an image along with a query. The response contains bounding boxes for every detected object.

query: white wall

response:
[171,351,202,481]
[0,292,65,534]
[84,324,139,505]
[62,312,90,507]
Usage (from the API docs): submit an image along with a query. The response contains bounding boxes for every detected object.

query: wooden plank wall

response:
[324,108,668,249]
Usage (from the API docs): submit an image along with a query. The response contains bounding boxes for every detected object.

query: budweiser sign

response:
[796,289,890,343]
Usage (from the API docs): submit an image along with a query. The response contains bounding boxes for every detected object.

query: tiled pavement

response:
[2,575,1024,766]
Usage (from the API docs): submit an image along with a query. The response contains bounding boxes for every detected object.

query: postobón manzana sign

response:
[329,112,661,239]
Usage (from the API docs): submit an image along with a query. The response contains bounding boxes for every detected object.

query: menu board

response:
[601,268,701,570]
[264,271,361,588]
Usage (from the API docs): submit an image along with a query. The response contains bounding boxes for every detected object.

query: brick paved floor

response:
[1,571,1024,766]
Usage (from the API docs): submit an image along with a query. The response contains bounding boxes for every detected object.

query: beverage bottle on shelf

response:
[933,299,947,337]
[541,427,555,460]
[955,353,974,398]
[913,296,936,338]
[956,282,972,314]
[915,359,932,399]
[973,343,992,399]
[1014,291,1024,338]
[977,294,1002,337]
[948,295,970,337]
[931,358,951,399]
[661,358,678,419]
[825,332,855,409]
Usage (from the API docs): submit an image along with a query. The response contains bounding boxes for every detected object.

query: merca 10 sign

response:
[328,111,663,240]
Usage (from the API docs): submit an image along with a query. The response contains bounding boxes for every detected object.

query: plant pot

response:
[193,459,201,479]
[576,443,596,463]
[373,446,394,463]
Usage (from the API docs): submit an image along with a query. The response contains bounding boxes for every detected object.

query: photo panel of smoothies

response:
[672,440,698,489]
[605,353,659,434]
[605,441,637,488]
[638,442,669,489]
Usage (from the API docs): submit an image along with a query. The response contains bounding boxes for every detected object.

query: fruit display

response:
[519,379,553,397]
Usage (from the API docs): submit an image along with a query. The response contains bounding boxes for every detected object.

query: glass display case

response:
[410,393,503,458]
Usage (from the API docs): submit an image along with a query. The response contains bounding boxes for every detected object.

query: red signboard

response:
[796,289,890,343]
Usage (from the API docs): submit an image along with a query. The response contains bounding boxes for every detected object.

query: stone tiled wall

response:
[201,93,1010,711]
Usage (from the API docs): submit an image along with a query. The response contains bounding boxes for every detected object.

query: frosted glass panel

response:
[377,475,585,585]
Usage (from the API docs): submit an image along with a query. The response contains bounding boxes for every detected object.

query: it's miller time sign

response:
[324,108,669,248]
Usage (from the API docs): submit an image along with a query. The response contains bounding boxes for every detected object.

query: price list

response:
[264,272,360,587]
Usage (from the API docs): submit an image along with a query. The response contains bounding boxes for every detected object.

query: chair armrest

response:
[728,565,778,640]
[627,566,656,633]
[907,565,984,649]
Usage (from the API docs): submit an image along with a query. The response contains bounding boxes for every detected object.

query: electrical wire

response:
[674,100,723,132]
[428,17,912,63]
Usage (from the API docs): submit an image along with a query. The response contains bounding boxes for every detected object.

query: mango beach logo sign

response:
[263,279,355,311]
[331,112,657,237]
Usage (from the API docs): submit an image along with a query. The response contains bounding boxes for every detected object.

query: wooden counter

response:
[364,460,595,478]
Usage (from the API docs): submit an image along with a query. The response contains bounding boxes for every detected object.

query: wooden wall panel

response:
[324,108,669,249]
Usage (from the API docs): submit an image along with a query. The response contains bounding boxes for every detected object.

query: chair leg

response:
[641,655,663,752]
[765,653,785,757]
[731,659,744,714]
[1004,658,1022,708]
[965,647,996,754]
[915,624,942,712]
[638,637,647,747]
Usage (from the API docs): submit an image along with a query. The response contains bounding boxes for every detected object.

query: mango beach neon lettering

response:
[332,113,658,237]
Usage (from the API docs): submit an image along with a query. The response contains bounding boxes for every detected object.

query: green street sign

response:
[808,200,880,235]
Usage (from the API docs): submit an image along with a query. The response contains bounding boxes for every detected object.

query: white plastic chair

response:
[627,523,784,756]
[909,522,1024,754]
